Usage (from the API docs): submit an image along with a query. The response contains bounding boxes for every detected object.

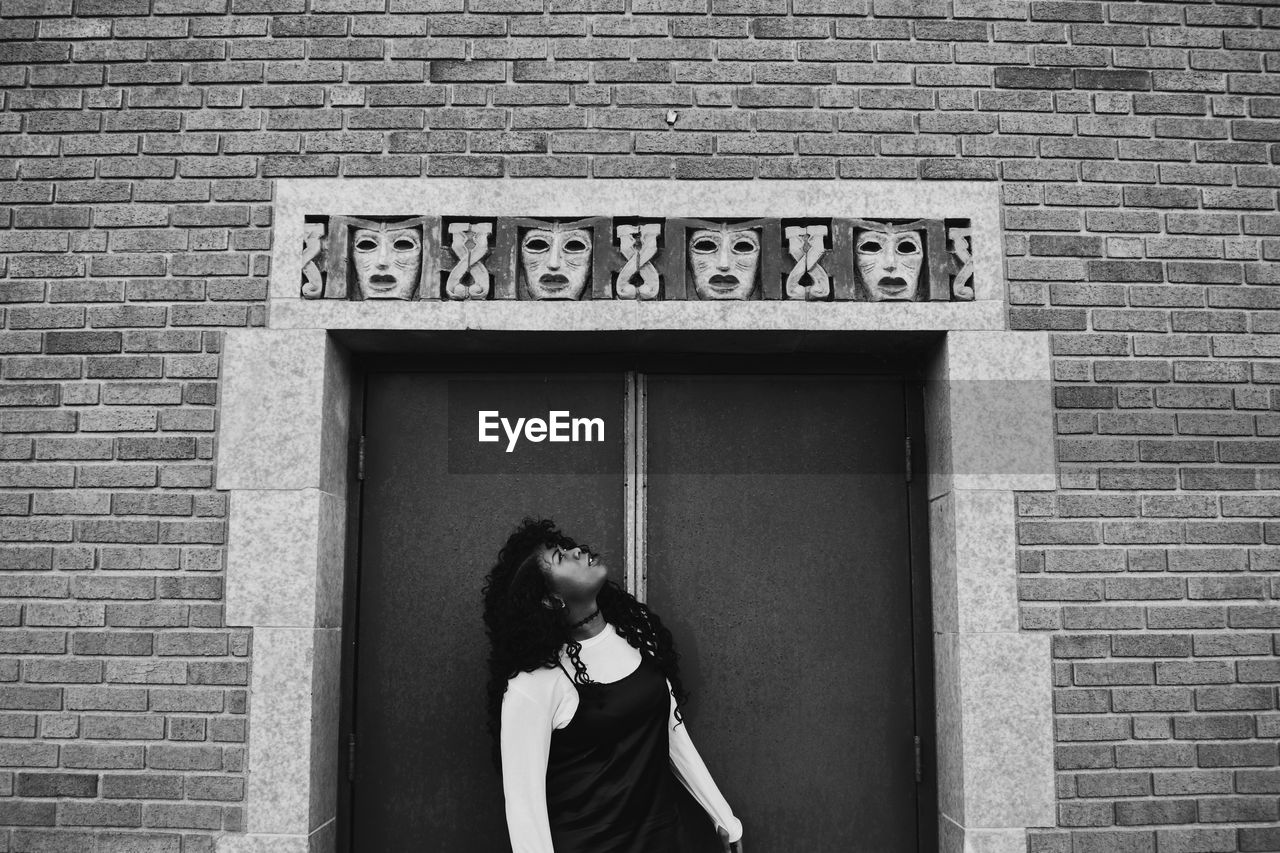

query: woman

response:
[483,518,745,853]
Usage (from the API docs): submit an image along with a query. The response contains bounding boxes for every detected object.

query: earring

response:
[543,596,566,611]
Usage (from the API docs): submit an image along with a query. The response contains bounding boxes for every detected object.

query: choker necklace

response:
[568,608,600,631]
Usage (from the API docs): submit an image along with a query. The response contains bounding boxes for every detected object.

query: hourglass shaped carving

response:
[616,223,661,300]
[446,223,494,301]
[784,225,830,301]
[948,225,975,301]
[301,222,325,299]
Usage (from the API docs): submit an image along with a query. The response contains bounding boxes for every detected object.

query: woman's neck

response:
[565,597,605,642]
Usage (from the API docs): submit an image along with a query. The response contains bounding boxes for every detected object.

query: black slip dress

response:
[545,655,680,853]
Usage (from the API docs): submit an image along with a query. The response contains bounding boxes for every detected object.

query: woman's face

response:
[538,542,607,602]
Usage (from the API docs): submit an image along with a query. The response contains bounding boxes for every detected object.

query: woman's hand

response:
[717,826,743,853]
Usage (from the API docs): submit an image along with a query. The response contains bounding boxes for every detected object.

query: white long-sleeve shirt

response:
[500,622,744,853]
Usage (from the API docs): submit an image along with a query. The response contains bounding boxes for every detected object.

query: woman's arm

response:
[500,684,557,853]
[666,683,744,845]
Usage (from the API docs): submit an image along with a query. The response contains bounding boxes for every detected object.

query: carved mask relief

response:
[855,227,924,302]
[688,225,761,300]
[352,224,422,299]
[520,225,593,300]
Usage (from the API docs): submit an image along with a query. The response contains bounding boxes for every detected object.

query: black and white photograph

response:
[0,1,1278,851]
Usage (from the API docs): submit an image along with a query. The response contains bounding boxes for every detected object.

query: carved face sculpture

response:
[688,226,760,300]
[520,226,593,300]
[856,227,924,301]
[352,225,422,300]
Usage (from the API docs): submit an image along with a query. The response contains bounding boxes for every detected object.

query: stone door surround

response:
[215,179,1056,853]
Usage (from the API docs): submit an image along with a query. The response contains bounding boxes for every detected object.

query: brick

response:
[148,689,224,714]
[994,66,1073,90]
[1077,772,1151,798]
[104,604,188,629]
[14,772,99,800]
[1236,770,1280,795]
[114,437,196,461]
[102,773,184,800]
[1115,799,1196,826]
[0,631,66,655]
[1241,827,1280,852]
[0,740,60,772]
[155,633,227,656]
[1058,800,1113,827]
[146,745,222,771]
[59,800,142,827]
[83,715,165,740]
[1116,743,1196,770]
[1197,743,1278,768]
[211,718,246,743]
[428,60,506,82]
[1113,688,1192,713]
[186,775,243,801]
[1113,634,1191,657]
[1149,771,1233,798]
[0,801,57,826]
[71,633,154,656]
[142,802,223,830]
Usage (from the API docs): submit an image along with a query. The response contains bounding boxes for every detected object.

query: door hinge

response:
[347,732,356,782]
[904,436,913,483]
[357,435,366,481]
[914,735,922,783]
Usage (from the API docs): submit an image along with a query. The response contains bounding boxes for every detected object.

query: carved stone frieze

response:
[299,214,976,302]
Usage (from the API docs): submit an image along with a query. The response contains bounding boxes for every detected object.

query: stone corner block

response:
[959,632,1056,829]
[943,330,1049,382]
[930,490,1019,635]
[246,627,319,836]
[217,329,349,494]
[940,823,1030,853]
[226,490,346,630]
[926,331,1055,496]
[217,835,310,853]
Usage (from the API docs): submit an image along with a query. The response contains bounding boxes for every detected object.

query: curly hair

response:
[482,517,688,770]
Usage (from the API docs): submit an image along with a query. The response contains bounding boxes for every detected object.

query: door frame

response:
[215,176,1056,853]
[336,352,938,852]
[216,331,1056,853]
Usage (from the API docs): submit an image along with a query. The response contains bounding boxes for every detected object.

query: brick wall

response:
[1,0,1278,850]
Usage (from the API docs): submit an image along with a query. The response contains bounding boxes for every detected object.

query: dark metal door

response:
[352,371,627,851]
[347,368,924,851]
[644,375,919,852]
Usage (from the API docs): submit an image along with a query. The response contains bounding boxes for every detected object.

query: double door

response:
[341,360,933,851]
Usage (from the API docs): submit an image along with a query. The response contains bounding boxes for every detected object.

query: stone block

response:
[927,330,1055,496]
[216,330,348,494]
[959,632,1055,827]
[245,628,315,835]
